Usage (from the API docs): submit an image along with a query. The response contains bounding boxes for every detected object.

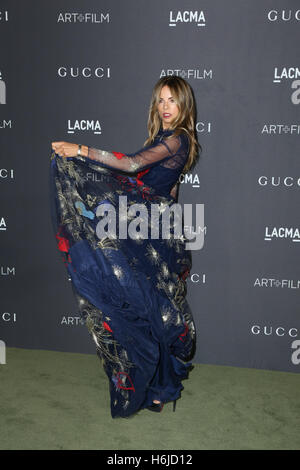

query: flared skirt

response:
[49,151,196,418]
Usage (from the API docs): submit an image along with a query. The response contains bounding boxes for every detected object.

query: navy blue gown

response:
[49,127,196,418]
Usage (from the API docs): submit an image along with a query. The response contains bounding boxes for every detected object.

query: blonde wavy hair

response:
[143,76,201,174]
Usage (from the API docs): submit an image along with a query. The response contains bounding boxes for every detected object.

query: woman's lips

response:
[163,113,171,117]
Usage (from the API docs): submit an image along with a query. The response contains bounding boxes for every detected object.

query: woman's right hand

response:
[51,141,81,158]
[52,142,88,158]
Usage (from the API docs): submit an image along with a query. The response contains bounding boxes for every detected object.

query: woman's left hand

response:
[51,141,79,158]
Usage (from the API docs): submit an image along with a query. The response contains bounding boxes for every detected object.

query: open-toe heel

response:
[146,402,164,413]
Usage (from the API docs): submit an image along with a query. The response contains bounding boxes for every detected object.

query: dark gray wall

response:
[1,0,299,373]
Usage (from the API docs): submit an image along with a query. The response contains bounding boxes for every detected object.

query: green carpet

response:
[0,347,299,450]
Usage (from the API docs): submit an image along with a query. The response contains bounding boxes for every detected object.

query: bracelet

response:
[77,144,82,156]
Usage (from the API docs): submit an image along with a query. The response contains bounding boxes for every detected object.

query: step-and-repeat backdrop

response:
[1,1,299,373]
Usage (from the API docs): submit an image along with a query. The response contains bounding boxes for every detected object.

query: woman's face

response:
[157,85,180,130]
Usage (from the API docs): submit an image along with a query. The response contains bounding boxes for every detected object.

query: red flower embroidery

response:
[112,151,125,160]
[116,372,135,392]
[103,321,113,332]
[136,168,149,186]
[55,229,70,253]
[140,187,151,199]
[180,268,190,281]
[179,322,189,342]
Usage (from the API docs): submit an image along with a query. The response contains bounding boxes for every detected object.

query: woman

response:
[50,76,200,418]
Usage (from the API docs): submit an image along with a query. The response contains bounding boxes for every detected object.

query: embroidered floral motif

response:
[112,151,126,160]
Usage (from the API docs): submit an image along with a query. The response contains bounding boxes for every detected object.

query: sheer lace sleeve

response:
[86,134,182,174]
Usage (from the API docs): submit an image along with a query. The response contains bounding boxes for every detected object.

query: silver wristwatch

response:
[77,144,82,156]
